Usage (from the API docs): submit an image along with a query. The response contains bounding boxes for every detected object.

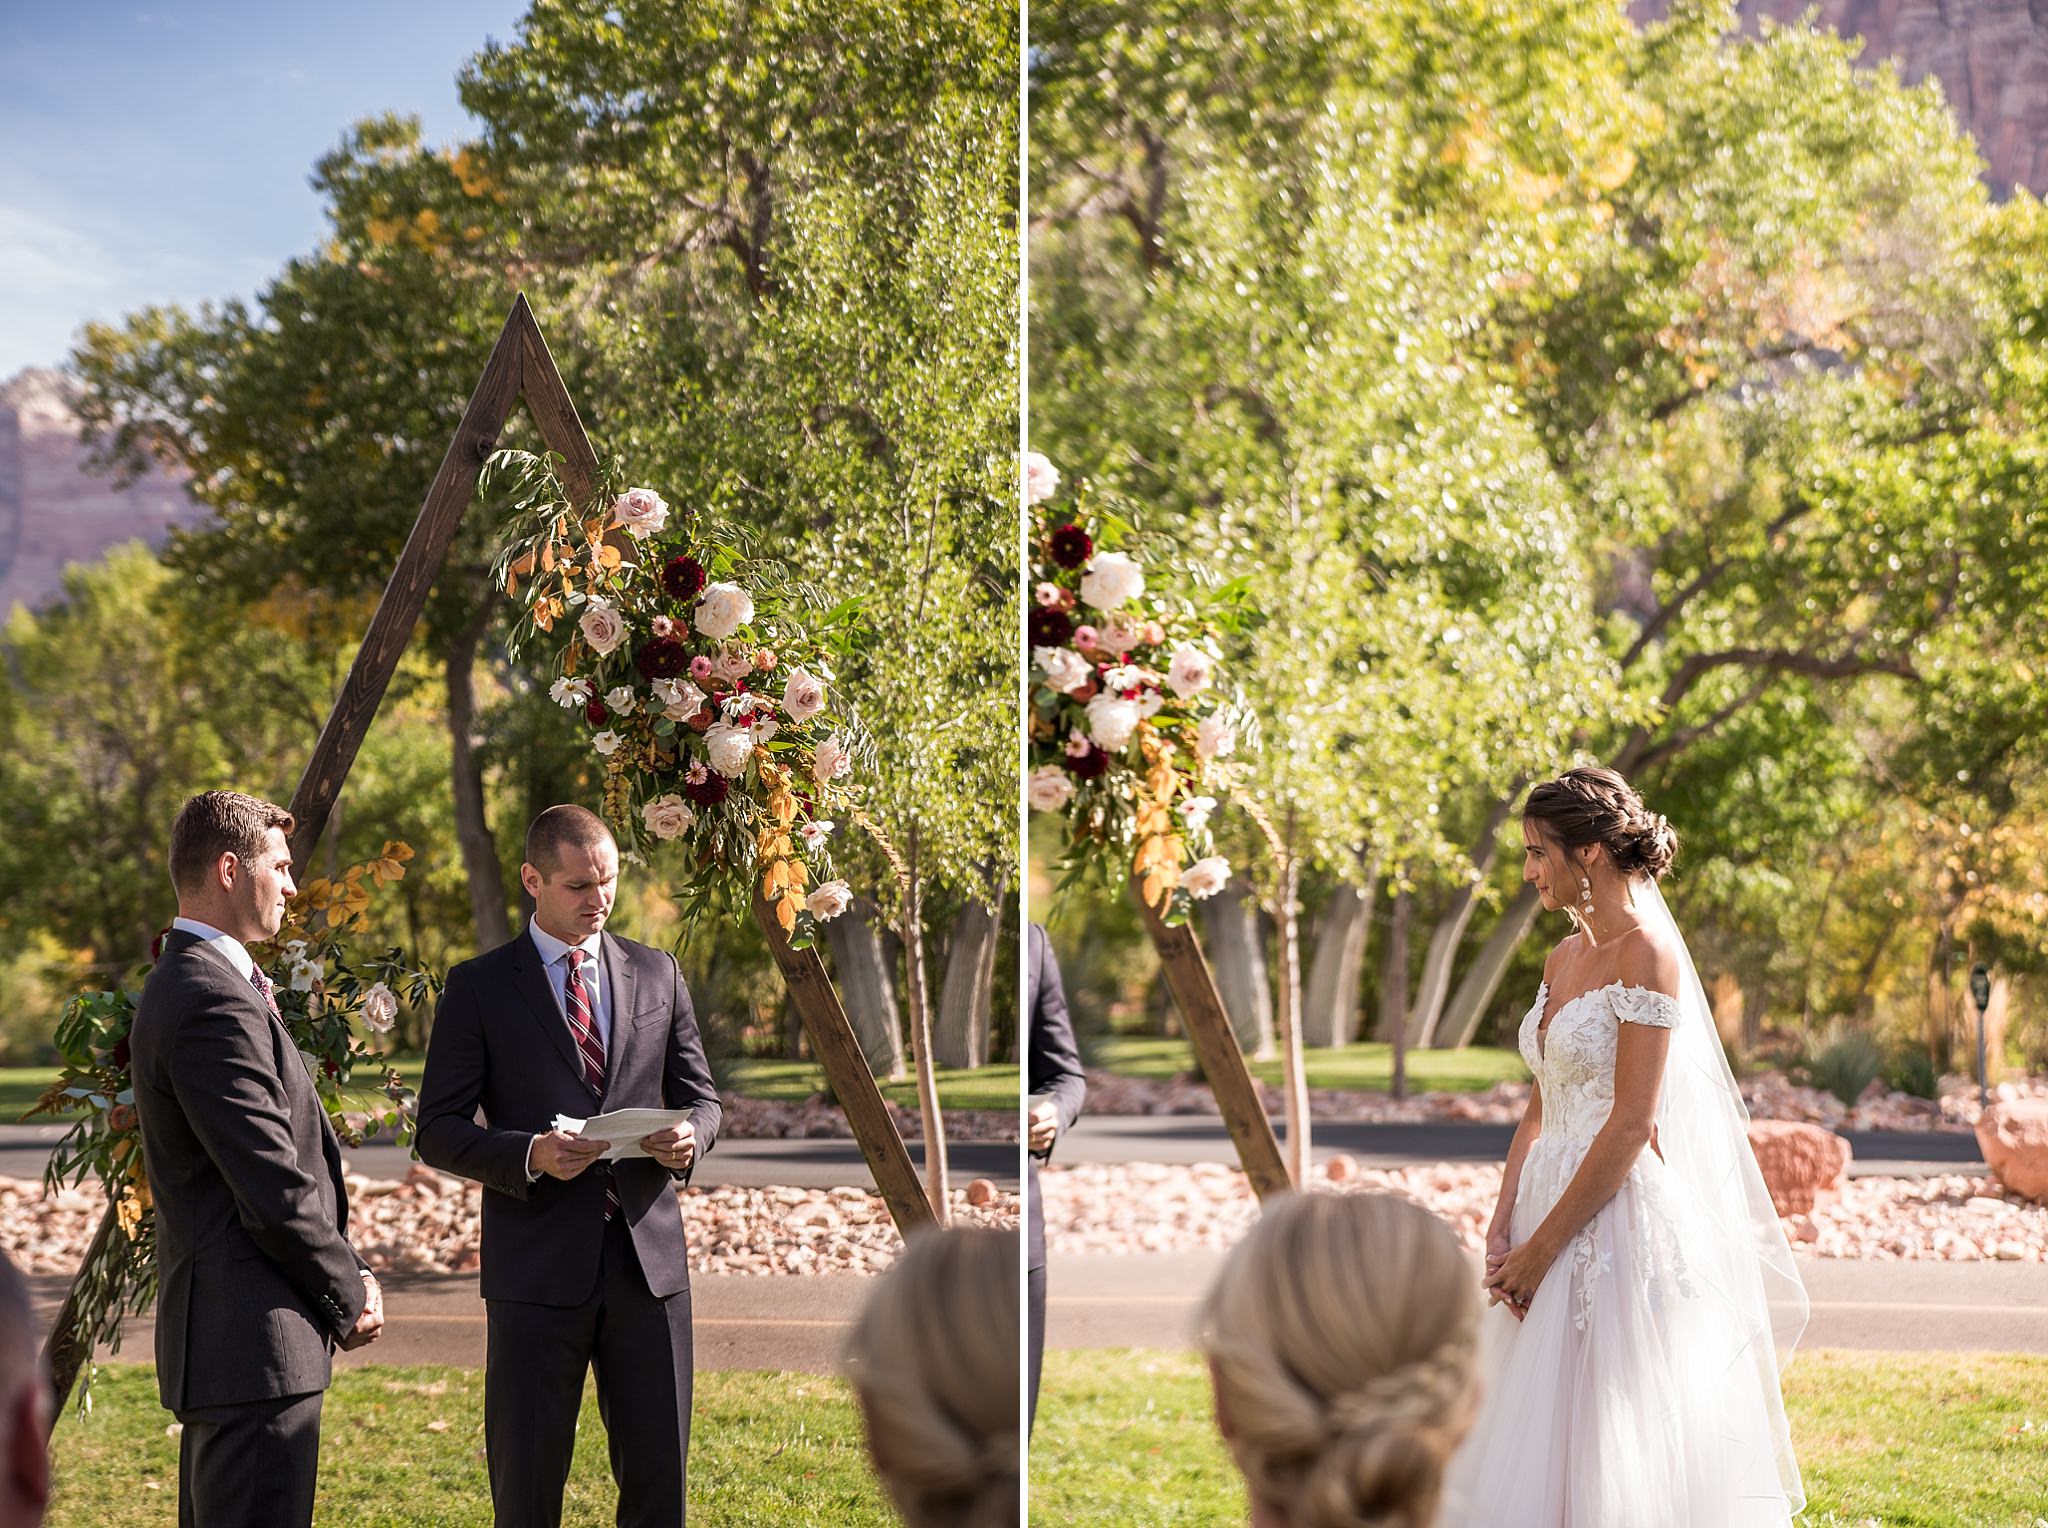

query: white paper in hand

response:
[550,1107,695,1160]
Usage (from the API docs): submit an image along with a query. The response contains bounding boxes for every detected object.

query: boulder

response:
[1746,1121,1850,1216]
[1975,1098,2048,1203]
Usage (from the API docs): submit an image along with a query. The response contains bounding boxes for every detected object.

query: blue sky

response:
[0,0,527,376]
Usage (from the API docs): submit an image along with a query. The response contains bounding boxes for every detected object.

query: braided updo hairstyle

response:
[843,1227,1018,1528]
[1522,766,1679,880]
[1199,1193,1479,1528]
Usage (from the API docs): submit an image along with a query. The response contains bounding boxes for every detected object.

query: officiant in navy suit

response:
[417,804,722,1528]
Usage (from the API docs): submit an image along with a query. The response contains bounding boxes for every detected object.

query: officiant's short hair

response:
[169,791,294,893]
[525,805,615,876]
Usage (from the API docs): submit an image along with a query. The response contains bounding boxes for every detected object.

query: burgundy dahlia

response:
[635,637,690,680]
[585,698,609,726]
[661,554,707,602]
[1029,606,1073,648]
[111,1036,132,1073]
[684,772,731,808]
[1064,743,1109,780]
[1050,523,1093,569]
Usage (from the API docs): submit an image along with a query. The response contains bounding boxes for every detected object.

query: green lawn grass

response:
[1031,1347,2048,1526]
[723,1058,1018,1115]
[49,1364,890,1527]
[2,1058,1016,1124]
[1088,1036,1529,1096]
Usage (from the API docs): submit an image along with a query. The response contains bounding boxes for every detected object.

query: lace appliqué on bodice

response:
[1517,981,1685,1332]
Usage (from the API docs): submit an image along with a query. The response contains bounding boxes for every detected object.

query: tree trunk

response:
[1274,821,1310,1184]
[824,895,906,1079]
[934,889,1003,1069]
[444,602,509,950]
[1435,883,1545,1049]
[1197,882,1275,1058]
[1408,799,1515,1047]
[902,828,949,1223]
[1302,858,1378,1048]
[1374,888,1413,1044]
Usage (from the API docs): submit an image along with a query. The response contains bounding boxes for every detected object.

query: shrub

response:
[1799,1021,1886,1108]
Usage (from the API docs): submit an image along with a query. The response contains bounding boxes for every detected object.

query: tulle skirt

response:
[1440,1137,1802,1526]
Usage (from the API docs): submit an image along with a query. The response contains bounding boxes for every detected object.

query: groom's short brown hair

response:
[169,791,295,893]
[524,805,615,877]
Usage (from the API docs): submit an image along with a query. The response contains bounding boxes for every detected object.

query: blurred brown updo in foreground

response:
[844,1226,1019,1527]
[1199,1193,1479,1528]
[1522,765,1679,880]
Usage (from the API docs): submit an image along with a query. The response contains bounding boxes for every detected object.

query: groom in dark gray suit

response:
[417,804,721,1528]
[1025,921,1086,1432]
[131,790,384,1528]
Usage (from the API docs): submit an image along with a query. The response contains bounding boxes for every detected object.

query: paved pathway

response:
[0,1125,1018,1193]
[29,1268,873,1375]
[1043,1250,2048,1353]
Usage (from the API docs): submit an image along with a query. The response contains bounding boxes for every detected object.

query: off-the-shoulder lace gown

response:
[1441,981,1797,1526]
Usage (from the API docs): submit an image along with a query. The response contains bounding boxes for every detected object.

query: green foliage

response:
[1796,1020,1886,1108]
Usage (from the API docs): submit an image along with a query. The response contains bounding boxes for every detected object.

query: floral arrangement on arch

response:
[30,842,435,1415]
[488,452,868,948]
[1026,451,1257,922]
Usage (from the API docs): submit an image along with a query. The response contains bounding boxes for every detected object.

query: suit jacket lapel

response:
[598,932,637,1107]
[509,934,599,1103]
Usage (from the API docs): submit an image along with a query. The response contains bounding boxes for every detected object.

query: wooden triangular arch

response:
[1131,887,1292,1200]
[42,294,936,1422]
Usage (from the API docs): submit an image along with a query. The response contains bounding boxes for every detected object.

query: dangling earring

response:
[1578,873,1594,921]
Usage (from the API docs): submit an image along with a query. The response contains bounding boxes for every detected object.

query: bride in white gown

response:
[1442,767,1807,1526]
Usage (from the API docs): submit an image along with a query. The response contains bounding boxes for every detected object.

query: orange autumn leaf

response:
[775,893,797,935]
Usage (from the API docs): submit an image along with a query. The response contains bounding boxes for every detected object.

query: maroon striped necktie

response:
[248,965,282,1021]
[563,949,618,1221]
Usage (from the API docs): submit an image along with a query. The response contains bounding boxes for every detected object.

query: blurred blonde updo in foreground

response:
[844,1226,1019,1527]
[1199,1193,1479,1528]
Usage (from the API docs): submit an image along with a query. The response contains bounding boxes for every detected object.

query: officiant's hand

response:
[639,1122,697,1174]
[531,1129,609,1180]
[1484,1232,1558,1321]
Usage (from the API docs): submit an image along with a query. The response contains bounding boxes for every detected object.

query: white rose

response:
[1085,693,1142,752]
[695,582,754,641]
[360,981,399,1033]
[1035,646,1092,695]
[1079,551,1145,612]
[604,685,639,716]
[1167,644,1215,700]
[1024,450,1060,506]
[800,819,835,852]
[1195,714,1236,759]
[549,675,593,708]
[642,793,697,841]
[283,939,309,961]
[1178,856,1231,900]
[610,486,670,539]
[781,666,828,723]
[592,729,623,756]
[579,598,627,656]
[812,734,853,784]
[805,880,854,921]
[705,721,755,778]
[1027,765,1076,812]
